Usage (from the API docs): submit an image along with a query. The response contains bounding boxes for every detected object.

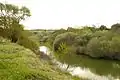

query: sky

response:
[0,0,120,29]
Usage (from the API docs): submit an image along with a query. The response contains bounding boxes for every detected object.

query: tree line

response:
[37,23,120,60]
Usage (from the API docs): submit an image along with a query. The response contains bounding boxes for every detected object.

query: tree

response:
[99,25,107,30]
[0,3,31,26]
[0,2,31,42]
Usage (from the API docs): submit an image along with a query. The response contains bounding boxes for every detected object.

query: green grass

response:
[0,42,80,80]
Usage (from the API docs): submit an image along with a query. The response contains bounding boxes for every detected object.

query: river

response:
[39,46,120,80]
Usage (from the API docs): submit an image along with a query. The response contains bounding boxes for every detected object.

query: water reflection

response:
[39,46,120,80]
[39,46,50,55]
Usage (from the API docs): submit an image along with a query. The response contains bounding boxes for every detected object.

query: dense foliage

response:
[87,32,120,60]
[38,23,120,60]
[53,32,77,51]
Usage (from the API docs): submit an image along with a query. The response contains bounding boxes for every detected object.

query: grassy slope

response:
[0,42,80,80]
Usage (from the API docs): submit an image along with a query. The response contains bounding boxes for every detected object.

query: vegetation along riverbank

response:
[0,2,81,80]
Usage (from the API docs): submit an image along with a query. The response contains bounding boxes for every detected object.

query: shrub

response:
[28,35,40,46]
[75,34,92,46]
[86,37,104,57]
[0,24,24,43]
[17,37,39,54]
[109,36,120,59]
[53,32,77,51]
[111,23,120,32]
[99,25,107,30]
[86,34,120,60]
[46,29,67,45]
[0,37,10,43]
[73,32,93,55]
[92,30,108,38]
[40,36,49,42]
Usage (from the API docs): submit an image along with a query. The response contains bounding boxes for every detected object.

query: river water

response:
[39,46,120,80]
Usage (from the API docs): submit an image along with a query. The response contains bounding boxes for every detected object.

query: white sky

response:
[0,0,120,29]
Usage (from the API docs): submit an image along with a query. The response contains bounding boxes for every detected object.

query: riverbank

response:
[0,42,81,80]
[40,45,120,80]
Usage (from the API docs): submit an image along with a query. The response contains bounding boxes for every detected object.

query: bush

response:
[86,34,120,60]
[40,36,49,42]
[0,37,10,43]
[109,36,120,59]
[75,34,92,46]
[99,25,108,30]
[111,23,120,32]
[73,32,93,55]
[53,32,77,51]
[92,30,108,38]
[28,35,40,46]
[46,29,67,45]
[86,37,108,58]
[17,37,39,54]
[0,24,24,43]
